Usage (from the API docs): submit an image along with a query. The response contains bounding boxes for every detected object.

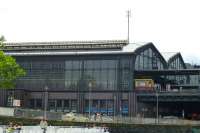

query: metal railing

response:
[12,108,200,125]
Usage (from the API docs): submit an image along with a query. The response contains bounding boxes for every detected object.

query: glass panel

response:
[56,99,63,112]
[73,60,81,69]
[135,56,139,70]
[140,55,144,69]
[84,60,93,69]
[107,60,117,69]
[84,100,89,113]
[35,99,42,109]
[71,100,77,112]
[152,53,158,69]
[29,99,35,108]
[101,70,108,90]
[63,100,70,112]
[93,60,101,69]
[144,57,148,69]
[65,61,72,70]
[121,100,128,116]
[92,100,99,113]
[48,99,56,111]
[100,100,107,114]
[121,70,130,90]
[101,60,109,69]
[107,100,114,116]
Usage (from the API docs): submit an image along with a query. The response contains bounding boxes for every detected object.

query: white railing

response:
[0,126,109,133]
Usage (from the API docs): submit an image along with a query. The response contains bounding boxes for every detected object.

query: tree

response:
[0,36,26,89]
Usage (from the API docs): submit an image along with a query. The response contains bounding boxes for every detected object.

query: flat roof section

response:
[3,41,151,56]
[3,40,128,51]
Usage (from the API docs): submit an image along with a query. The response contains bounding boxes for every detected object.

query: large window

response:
[47,99,77,112]
[35,99,42,109]
[29,99,42,109]
[168,57,186,85]
[65,60,118,91]
[121,100,128,116]
[120,59,131,90]
[17,60,65,90]
[48,99,56,112]
[17,58,120,91]
[135,48,164,70]
[71,100,77,112]
[65,60,81,90]
[56,99,63,112]
[63,100,70,112]
[84,99,114,116]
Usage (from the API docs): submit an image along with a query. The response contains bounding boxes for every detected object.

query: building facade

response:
[1,40,200,118]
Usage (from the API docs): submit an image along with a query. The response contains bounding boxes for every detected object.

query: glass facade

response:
[135,48,164,70]
[15,56,132,114]
[35,99,78,112]
[187,65,200,85]
[84,99,114,115]
[17,60,65,90]
[65,60,82,90]
[29,99,42,109]
[168,57,185,70]
[121,100,128,116]
[168,56,187,85]
[16,57,132,91]
[65,60,118,91]
[4,41,199,118]
[120,59,132,90]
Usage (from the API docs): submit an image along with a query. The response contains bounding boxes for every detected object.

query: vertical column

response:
[117,92,122,116]
[0,89,7,106]
[128,92,136,117]
[77,92,80,113]
[78,92,84,114]
[23,91,30,108]
[44,90,48,119]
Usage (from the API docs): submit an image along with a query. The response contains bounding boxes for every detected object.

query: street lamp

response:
[113,95,117,122]
[44,86,48,120]
[88,82,92,119]
[156,91,159,124]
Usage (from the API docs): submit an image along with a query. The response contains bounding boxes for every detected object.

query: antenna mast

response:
[127,10,131,44]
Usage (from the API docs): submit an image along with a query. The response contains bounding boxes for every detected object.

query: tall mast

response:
[127,10,131,44]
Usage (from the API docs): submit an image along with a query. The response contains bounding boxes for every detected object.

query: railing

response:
[1,107,200,126]
[0,126,110,133]
[12,108,200,125]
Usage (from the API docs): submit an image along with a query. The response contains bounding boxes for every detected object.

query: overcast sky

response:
[1,0,200,64]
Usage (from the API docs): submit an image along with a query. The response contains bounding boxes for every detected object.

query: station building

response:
[1,40,200,118]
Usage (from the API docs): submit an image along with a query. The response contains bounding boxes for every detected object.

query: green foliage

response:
[0,36,26,89]
[0,35,5,48]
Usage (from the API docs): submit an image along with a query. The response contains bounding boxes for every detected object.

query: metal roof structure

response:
[3,40,150,56]
[4,40,127,50]
[162,52,179,61]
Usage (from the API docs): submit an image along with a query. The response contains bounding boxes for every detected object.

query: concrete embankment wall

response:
[0,107,14,116]
[109,124,200,133]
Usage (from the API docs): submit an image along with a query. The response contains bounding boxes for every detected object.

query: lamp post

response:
[156,91,159,124]
[44,86,48,120]
[114,95,117,123]
[88,82,92,120]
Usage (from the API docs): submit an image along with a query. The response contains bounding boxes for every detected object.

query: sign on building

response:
[13,99,21,107]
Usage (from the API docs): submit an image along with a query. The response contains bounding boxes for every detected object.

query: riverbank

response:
[0,116,200,133]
